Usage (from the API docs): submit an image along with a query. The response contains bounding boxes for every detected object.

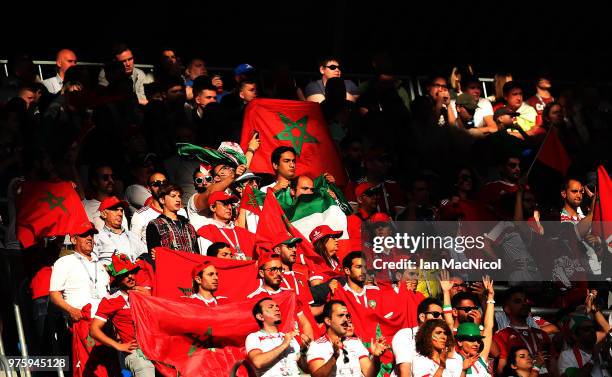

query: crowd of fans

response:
[0,44,611,377]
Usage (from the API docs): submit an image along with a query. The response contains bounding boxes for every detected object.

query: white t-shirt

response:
[245,330,301,377]
[450,98,494,128]
[49,252,110,315]
[446,353,491,377]
[307,335,369,377]
[557,348,609,377]
[392,326,419,365]
[411,354,454,377]
[83,198,128,232]
[130,205,187,244]
[260,182,276,193]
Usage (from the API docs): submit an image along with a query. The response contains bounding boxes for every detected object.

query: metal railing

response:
[0,59,498,103]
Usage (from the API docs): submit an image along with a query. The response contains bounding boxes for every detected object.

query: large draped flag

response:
[536,127,571,175]
[16,180,90,248]
[131,291,298,377]
[592,165,612,252]
[240,98,348,186]
[154,248,260,299]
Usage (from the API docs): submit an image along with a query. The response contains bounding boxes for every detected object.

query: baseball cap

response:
[234,170,261,184]
[309,225,343,244]
[455,322,485,340]
[271,232,302,249]
[71,221,99,237]
[493,107,520,122]
[354,182,382,198]
[369,212,392,224]
[455,93,478,112]
[234,63,255,76]
[258,252,281,268]
[98,196,129,211]
[191,260,215,280]
[207,191,239,207]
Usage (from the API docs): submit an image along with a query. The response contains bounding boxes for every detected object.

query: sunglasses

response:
[99,174,116,181]
[432,83,448,89]
[149,180,168,187]
[263,267,283,273]
[325,65,340,70]
[195,176,213,184]
[457,306,479,312]
[425,311,443,318]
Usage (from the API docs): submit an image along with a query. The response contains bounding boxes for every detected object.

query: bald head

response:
[56,49,77,78]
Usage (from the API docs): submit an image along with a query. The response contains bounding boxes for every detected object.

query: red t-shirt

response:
[494,326,553,360]
[30,266,52,299]
[347,209,373,251]
[281,270,314,305]
[527,95,554,125]
[94,291,136,345]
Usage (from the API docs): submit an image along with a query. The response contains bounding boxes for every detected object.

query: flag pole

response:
[525,125,553,178]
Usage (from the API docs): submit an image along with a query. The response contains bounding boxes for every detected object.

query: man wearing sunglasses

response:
[130,172,186,244]
[247,253,314,341]
[83,164,128,232]
[392,297,444,377]
[304,56,360,103]
[307,300,387,377]
[450,292,483,331]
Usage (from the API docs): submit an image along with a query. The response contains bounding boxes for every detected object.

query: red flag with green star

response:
[240,98,348,186]
[16,180,90,248]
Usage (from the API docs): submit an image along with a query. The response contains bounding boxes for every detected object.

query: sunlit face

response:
[116,49,135,74]
[344,257,366,284]
[256,299,282,326]
[239,83,257,102]
[259,259,283,288]
[102,206,124,229]
[196,265,218,292]
[273,151,296,179]
[431,327,448,352]
[57,50,77,74]
[561,179,583,209]
[161,190,182,212]
[505,88,523,110]
[512,349,534,371]
[211,201,233,221]
[320,60,341,80]
[326,303,350,336]
[295,176,314,198]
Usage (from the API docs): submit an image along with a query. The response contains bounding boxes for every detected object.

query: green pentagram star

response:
[247,192,258,207]
[274,113,319,155]
[40,191,67,213]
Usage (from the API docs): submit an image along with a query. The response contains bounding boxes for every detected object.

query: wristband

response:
[247,148,256,153]
[443,305,452,310]
[486,300,496,304]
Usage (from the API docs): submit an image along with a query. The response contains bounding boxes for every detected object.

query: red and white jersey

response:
[94,291,136,345]
[197,222,255,259]
[245,330,301,377]
[306,334,369,377]
[342,283,382,310]
[187,293,228,307]
[560,207,585,224]
[281,270,314,305]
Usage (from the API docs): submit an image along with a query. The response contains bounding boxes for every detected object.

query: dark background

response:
[1,0,608,82]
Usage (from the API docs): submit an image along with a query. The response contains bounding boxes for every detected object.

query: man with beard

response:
[272,232,319,315]
[83,164,128,232]
[339,252,382,311]
[493,287,554,375]
[246,298,310,376]
[527,75,554,126]
[90,253,155,377]
[450,292,483,332]
[307,300,388,377]
[187,261,228,306]
[247,253,314,340]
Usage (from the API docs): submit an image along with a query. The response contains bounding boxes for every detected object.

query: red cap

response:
[369,212,391,224]
[70,221,99,237]
[98,196,129,211]
[271,232,302,249]
[258,252,281,268]
[191,261,215,280]
[309,225,343,244]
[354,183,381,198]
[207,191,239,207]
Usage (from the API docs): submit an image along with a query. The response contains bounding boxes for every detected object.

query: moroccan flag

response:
[131,291,298,377]
[592,165,612,252]
[239,183,266,216]
[16,180,90,248]
[240,98,348,186]
[154,248,260,299]
[536,127,571,175]
[72,304,120,377]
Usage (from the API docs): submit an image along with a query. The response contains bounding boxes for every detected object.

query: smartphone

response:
[254,131,260,139]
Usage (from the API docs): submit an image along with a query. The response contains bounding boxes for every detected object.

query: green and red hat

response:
[106,253,140,285]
